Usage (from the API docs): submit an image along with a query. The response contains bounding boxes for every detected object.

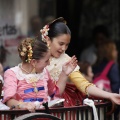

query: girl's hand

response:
[18,102,36,112]
[109,93,120,105]
[62,55,77,76]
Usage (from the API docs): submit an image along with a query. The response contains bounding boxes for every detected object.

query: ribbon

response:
[83,98,99,120]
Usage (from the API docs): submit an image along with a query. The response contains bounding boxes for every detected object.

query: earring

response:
[47,44,50,49]
[31,67,36,74]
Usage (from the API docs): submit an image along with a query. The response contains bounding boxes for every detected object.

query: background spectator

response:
[79,25,110,65]
[78,61,94,83]
[93,40,119,93]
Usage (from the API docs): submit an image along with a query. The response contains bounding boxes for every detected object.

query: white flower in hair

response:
[40,25,49,42]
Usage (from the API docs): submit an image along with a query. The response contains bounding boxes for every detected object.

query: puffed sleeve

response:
[69,71,94,94]
[46,69,60,98]
[2,69,18,103]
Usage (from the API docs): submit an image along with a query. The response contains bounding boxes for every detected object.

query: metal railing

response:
[0,101,114,120]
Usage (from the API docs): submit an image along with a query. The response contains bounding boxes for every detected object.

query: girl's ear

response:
[30,59,37,74]
[30,59,36,67]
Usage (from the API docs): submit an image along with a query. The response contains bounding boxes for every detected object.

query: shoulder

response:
[42,68,50,77]
[109,62,119,72]
[4,66,17,75]
[4,65,19,79]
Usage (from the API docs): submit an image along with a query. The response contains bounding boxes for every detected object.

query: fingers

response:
[26,102,36,112]
[111,94,120,105]
[70,55,78,66]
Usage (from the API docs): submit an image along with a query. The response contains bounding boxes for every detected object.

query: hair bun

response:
[48,17,67,25]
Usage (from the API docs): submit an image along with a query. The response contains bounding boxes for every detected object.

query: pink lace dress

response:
[2,64,60,104]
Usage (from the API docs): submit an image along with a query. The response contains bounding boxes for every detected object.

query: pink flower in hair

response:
[40,25,49,42]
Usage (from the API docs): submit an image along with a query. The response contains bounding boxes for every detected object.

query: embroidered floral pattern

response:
[25,75,40,84]
[46,53,80,81]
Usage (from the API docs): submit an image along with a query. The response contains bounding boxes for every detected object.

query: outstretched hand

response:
[109,93,120,105]
[62,55,77,76]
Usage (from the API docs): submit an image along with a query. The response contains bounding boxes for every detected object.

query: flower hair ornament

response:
[40,25,49,42]
[40,17,67,43]
[20,38,34,63]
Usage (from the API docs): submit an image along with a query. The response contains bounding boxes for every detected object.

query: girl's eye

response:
[59,43,64,45]
[59,42,69,47]
[46,59,49,63]
[66,44,69,47]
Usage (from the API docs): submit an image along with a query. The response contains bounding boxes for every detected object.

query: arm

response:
[56,71,68,95]
[7,99,36,112]
[87,85,120,105]
[7,99,21,108]
[3,69,18,104]
[56,55,77,95]
[69,71,94,94]
[69,70,120,105]
[3,69,36,112]
[47,56,77,97]
[47,71,72,97]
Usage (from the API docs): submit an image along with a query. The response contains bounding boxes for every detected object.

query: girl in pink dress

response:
[2,38,77,112]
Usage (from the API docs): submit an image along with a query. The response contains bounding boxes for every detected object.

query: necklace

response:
[20,64,38,93]
[20,64,31,74]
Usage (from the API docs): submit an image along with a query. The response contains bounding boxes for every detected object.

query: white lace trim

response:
[10,64,46,83]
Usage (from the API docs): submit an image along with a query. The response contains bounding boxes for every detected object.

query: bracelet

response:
[85,84,95,96]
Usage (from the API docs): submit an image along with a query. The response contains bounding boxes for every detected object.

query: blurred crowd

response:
[78,25,120,119]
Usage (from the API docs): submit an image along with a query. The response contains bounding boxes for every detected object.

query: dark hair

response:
[18,38,48,63]
[47,17,71,40]
[78,61,91,75]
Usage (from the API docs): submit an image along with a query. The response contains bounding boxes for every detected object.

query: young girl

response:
[40,17,120,105]
[2,38,77,112]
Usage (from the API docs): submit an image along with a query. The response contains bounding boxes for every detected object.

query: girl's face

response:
[48,34,71,58]
[112,45,118,61]
[33,50,51,73]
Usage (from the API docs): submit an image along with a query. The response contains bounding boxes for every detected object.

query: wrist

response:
[61,71,69,77]
[107,92,114,100]
[17,101,24,109]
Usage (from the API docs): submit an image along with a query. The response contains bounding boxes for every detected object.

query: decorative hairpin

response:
[20,39,34,63]
[40,25,49,42]
[26,44,33,63]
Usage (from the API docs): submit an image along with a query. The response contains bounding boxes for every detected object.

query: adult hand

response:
[62,55,77,76]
